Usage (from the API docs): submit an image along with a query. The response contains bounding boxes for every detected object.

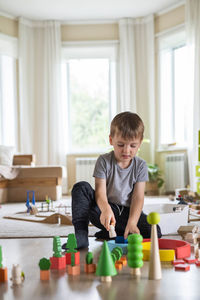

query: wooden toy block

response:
[183,256,197,264]
[151,238,190,259]
[120,256,127,266]
[177,225,198,239]
[195,260,200,267]
[0,267,8,282]
[142,241,175,261]
[184,233,198,244]
[40,270,50,280]
[115,236,128,244]
[84,264,96,273]
[67,265,80,275]
[174,264,190,271]
[50,256,66,269]
[172,260,185,265]
[65,252,80,265]
[115,261,123,270]
[109,224,117,238]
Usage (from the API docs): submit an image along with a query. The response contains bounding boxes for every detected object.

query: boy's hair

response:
[110,111,144,140]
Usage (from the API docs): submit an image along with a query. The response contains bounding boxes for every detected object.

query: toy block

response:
[65,252,80,265]
[115,261,123,270]
[109,224,117,238]
[84,264,96,273]
[0,267,8,282]
[172,260,185,266]
[195,260,200,267]
[184,233,198,244]
[178,225,198,239]
[40,270,50,280]
[174,264,190,271]
[143,238,191,259]
[67,265,80,276]
[115,236,128,244]
[120,256,127,266]
[183,256,197,264]
[50,256,66,269]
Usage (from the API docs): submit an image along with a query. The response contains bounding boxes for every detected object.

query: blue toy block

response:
[115,236,128,244]
[107,240,127,255]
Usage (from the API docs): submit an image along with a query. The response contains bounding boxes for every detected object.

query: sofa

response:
[0,154,63,203]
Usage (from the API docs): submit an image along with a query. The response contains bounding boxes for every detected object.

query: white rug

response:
[0,199,97,238]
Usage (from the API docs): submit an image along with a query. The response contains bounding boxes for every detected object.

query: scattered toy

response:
[11,264,24,285]
[0,246,7,282]
[84,252,96,273]
[39,258,51,280]
[96,241,117,282]
[50,236,66,269]
[147,212,162,280]
[127,234,143,277]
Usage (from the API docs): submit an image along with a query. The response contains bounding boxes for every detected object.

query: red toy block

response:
[65,252,80,265]
[195,260,200,267]
[172,260,185,266]
[174,264,190,271]
[50,256,66,269]
[0,268,8,282]
[183,256,197,264]
[143,238,191,259]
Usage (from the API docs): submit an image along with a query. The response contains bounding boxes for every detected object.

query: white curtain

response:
[185,0,200,191]
[118,16,155,163]
[18,18,65,166]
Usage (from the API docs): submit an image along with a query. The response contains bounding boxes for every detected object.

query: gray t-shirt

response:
[93,151,148,207]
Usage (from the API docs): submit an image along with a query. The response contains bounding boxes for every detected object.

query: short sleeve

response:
[137,160,149,182]
[93,156,107,179]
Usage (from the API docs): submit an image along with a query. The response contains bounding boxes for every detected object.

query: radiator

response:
[165,153,188,193]
[75,157,97,188]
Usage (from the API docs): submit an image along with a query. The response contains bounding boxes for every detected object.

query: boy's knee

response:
[72,181,91,194]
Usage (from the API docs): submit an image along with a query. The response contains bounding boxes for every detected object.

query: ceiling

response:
[0,0,184,22]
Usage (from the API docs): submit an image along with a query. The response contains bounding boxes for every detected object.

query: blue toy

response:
[26,190,36,213]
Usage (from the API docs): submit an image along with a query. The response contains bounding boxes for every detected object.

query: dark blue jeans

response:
[72,181,162,238]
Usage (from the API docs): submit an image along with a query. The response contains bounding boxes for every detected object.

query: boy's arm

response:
[124,181,146,239]
[95,177,116,231]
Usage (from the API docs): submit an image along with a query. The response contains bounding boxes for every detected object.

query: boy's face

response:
[109,132,142,167]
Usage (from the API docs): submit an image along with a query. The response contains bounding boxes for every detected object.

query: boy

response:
[68,111,161,249]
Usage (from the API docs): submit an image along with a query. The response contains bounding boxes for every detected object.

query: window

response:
[62,43,117,153]
[158,28,189,147]
[0,55,17,147]
[0,34,18,148]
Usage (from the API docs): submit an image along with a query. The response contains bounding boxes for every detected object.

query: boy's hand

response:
[100,205,116,231]
[124,220,140,239]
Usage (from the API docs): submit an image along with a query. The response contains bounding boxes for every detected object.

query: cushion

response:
[0,145,15,166]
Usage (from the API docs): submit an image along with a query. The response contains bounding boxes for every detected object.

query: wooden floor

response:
[0,237,200,300]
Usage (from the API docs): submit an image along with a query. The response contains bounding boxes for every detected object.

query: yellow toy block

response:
[142,242,175,262]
